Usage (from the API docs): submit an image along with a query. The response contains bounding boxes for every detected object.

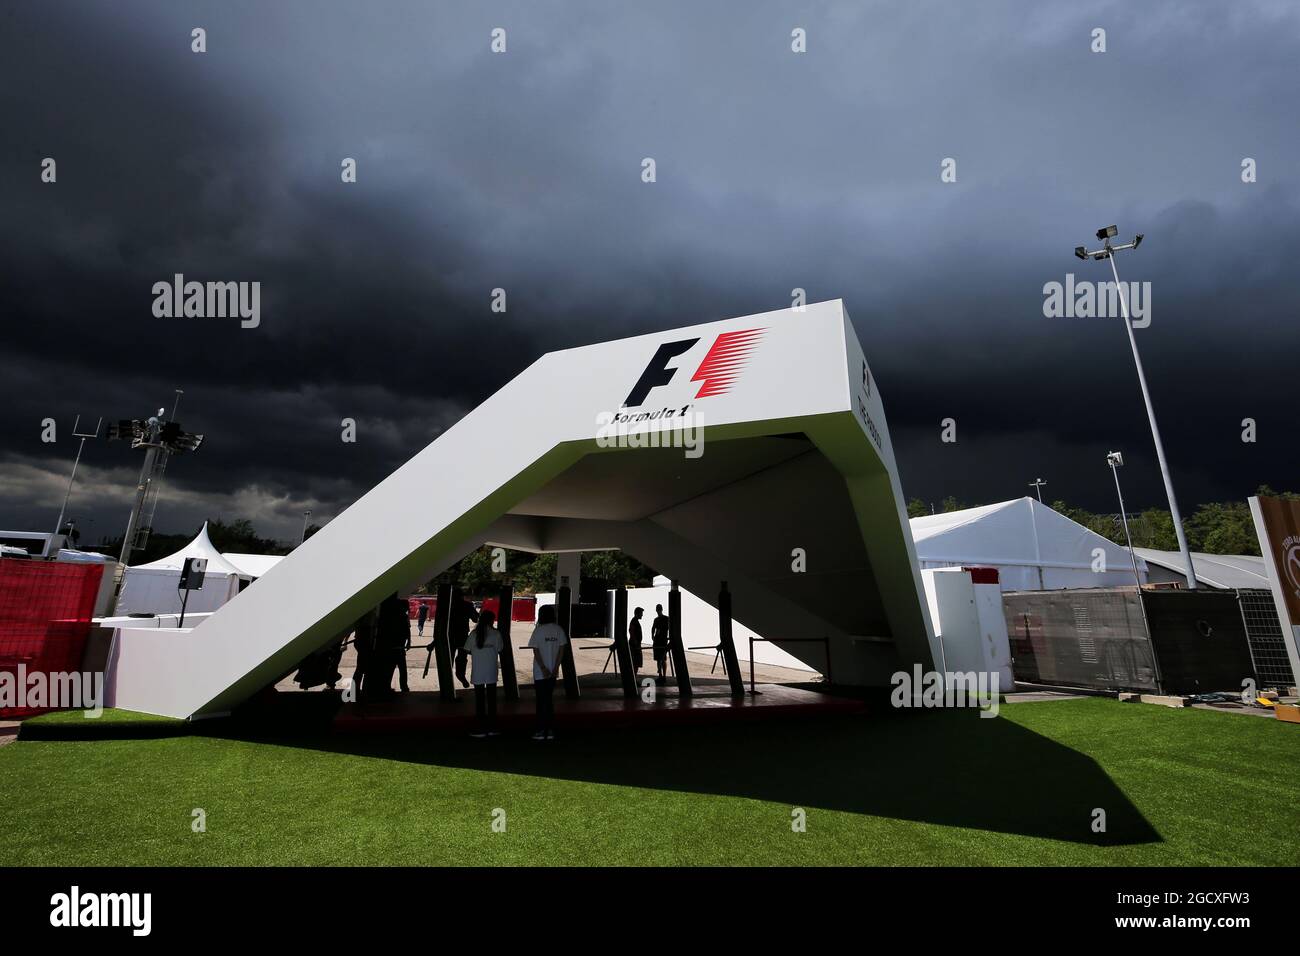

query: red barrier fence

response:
[0,558,104,717]
[481,595,537,622]
[407,595,537,622]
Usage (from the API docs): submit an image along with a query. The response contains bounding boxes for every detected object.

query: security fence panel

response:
[1237,588,1295,690]
[1002,589,1157,692]
[1141,590,1257,696]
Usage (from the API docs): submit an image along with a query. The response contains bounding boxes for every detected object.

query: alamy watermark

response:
[0,665,104,717]
[152,273,260,328]
[595,407,704,458]
[891,666,1000,717]
[1042,273,1150,328]
[50,886,151,936]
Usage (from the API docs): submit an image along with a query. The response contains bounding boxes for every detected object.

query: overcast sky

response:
[2,0,1297,544]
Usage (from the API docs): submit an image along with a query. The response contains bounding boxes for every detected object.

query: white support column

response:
[555,552,581,596]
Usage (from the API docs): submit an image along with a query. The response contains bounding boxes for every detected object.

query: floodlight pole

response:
[1108,452,1163,694]
[1029,478,1046,503]
[1077,228,1197,590]
[1107,455,1144,589]
[1104,248,1197,589]
[52,416,102,544]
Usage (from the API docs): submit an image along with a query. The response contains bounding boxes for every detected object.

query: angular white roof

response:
[224,553,285,578]
[132,522,249,576]
[106,300,938,718]
[1134,549,1269,590]
[910,497,1146,573]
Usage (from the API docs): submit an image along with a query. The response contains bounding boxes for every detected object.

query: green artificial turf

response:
[19,707,188,739]
[0,697,1294,866]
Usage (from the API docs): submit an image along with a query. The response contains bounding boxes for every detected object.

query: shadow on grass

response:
[212,703,1159,848]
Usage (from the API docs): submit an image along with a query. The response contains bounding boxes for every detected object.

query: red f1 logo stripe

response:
[689,328,765,398]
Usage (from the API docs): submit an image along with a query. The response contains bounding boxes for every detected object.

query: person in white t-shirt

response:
[463,609,503,737]
[527,604,569,741]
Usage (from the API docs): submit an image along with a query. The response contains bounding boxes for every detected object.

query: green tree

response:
[582,551,656,588]
[207,518,285,555]
[1125,508,1177,550]
[906,497,929,518]
[513,553,556,594]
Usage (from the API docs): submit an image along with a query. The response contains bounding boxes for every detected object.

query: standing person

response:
[372,595,409,697]
[416,600,429,638]
[528,604,569,741]
[450,593,480,689]
[651,604,670,684]
[351,608,378,699]
[463,609,503,737]
[629,607,645,673]
[393,600,412,694]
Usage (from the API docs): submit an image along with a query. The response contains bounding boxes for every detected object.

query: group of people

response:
[317,595,679,741]
[460,603,569,740]
[628,604,674,683]
[343,594,569,741]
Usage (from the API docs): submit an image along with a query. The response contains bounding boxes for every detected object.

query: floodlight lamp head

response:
[1097,225,1118,240]
[1132,233,1144,248]
[1074,246,1087,260]
[1107,451,1124,468]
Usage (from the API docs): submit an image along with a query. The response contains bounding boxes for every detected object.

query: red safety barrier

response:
[0,558,104,717]
[481,596,536,622]
[409,595,535,622]
[963,566,1001,586]
[407,596,437,620]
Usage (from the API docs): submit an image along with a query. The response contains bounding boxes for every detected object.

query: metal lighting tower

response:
[52,415,103,544]
[1075,226,1197,589]
[1029,478,1047,503]
[301,510,312,545]
[1106,452,1145,588]
[1107,450,1163,693]
[108,404,204,569]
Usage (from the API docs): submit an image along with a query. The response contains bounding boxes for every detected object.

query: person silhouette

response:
[650,604,670,684]
[450,593,480,688]
[629,606,645,672]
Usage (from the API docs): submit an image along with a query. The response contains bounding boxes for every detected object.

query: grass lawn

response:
[0,697,1295,866]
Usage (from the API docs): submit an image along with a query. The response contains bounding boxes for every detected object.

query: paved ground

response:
[0,720,19,749]
[275,619,816,694]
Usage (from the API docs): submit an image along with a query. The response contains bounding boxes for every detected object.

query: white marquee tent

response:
[116,522,252,617]
[225,553,286,578]
[910,497,1147,591]
[1135,549,1270,590]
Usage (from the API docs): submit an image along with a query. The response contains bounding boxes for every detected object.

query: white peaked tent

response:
[225,553,286,578]
[910,497,1147,591]
[116,522,252,616]
[1135,549,1269,590]
[107,300,937,718]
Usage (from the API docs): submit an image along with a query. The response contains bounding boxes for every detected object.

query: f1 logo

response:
[624,338,698,408]
[623,328,765,407]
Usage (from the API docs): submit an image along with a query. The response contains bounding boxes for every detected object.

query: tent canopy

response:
[133,522,249,577]
[225,553,286,578]
[910,497,1147,591]
[1135,549,1269,590]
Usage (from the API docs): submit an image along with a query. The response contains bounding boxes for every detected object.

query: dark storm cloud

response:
[1,0,1297,541]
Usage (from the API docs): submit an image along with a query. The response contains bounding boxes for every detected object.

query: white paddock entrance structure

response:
[107,300,937,718]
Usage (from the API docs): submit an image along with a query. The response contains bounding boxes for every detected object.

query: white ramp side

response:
[106,301,936,718]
